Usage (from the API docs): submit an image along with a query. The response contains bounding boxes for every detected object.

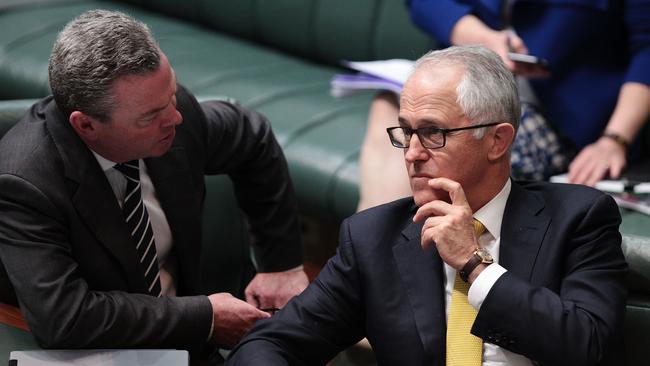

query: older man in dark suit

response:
[227,45,628,366]
[0,9,307,361]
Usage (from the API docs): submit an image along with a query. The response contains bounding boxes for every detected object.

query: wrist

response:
[467,263,490,284]
[459,247,493,283]
[451,15,494,45]
[601,132,629,150]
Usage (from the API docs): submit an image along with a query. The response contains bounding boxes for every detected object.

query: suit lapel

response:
[45,102,147,292]
[392,218,446,360]
[499,182,551,281]
[72,167,148,292]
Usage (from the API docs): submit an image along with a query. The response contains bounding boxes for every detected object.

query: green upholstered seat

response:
[0,323,37,362]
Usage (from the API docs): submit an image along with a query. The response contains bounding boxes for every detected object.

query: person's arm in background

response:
[569,83,650,185]
[199,99,308,310]
[449,15,532,74]
[408,0,537,75]
[568,0,650,185]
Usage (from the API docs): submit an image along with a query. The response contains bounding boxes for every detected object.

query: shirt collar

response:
[473,178,511,239]
[90,150,118,172]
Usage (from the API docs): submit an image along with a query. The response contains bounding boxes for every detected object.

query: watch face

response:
[476,248,494,263]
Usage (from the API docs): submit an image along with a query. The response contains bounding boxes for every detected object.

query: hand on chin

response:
[413,187,451,207]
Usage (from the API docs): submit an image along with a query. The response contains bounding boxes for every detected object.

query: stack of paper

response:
[331,59,415,97]
[550,174,650,194]
[550,173,650,216]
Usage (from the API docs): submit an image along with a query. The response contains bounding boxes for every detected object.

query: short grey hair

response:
[48,9,161,121]
[413,45,520,138]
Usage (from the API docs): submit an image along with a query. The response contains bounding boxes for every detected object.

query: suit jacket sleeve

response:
[624,0,650,86]
[0,173,213,352]
[227,217,365,365]
[407,0,473,45]
[197,98,302,272]
[472,193,627,365]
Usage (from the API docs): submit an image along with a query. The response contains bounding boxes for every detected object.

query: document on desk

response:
[9,350,188,365]
[549,174,650,194]
[330,59,415,97]
[342,59,415,85]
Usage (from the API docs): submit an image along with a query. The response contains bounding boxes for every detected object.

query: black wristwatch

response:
[459,247,494,282]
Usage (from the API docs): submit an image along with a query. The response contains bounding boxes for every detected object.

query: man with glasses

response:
[228,45,627,365]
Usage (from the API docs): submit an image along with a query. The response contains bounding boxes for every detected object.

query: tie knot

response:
[114,160,140,181]
[472,219,486,237]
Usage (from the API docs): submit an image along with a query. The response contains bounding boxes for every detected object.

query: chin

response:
[412,188,450,207]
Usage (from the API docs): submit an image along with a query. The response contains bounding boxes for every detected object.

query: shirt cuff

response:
[207,309,214,342]
[468,264,507,310]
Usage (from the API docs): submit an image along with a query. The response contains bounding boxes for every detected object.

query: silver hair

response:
[48,9,161,121]
[413,45,520,139]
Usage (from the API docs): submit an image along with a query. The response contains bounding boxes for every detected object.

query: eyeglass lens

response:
[390,127,444,148]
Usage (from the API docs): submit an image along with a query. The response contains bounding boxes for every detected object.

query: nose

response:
[161,104,183,128]
[404,134,429,163]
[171,107,182,126]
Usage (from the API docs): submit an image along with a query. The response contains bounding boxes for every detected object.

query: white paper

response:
[342,59,415,85]
[9,350,188,366]
[550,174,629,193]
[330,74,404,97]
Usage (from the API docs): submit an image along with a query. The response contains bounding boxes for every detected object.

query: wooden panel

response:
[0,302,28,331]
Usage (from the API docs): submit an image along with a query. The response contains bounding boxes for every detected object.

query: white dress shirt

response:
[92,152,178,296]
[442,179,533,366]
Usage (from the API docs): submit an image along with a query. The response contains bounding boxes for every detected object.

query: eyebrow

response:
[139,105,166,119]
[398,117,442,128]
[138,76,178,119]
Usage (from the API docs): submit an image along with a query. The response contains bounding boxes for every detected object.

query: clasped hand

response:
[207,270,308,348]
[413,178,480,270]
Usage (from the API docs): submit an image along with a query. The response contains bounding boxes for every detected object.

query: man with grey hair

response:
[0,9,308,363]
[227,45,627,365]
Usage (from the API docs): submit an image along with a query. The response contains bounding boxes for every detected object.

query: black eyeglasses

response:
[386,122,500,149]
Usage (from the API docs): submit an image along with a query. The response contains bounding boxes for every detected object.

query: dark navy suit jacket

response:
[228,181,627,365]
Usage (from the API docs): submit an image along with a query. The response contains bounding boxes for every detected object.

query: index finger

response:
[427,178,469,207]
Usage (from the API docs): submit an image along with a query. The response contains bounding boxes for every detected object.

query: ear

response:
[487,123,515,161]
[69,111,101,142]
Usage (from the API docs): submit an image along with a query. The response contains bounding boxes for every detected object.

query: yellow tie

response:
[446,219,485,366]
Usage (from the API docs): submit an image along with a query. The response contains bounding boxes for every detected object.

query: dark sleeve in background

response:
[407,0,475,45]
[196,96,303,273]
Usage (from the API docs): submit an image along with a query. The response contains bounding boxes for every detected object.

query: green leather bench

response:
[621,234,650,365]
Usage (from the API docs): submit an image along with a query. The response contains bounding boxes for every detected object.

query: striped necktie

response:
[114,160,162,297]
[446,218,486,366]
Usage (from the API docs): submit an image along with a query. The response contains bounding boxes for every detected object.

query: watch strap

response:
[602,132,629,149]
[459,253,483,283]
